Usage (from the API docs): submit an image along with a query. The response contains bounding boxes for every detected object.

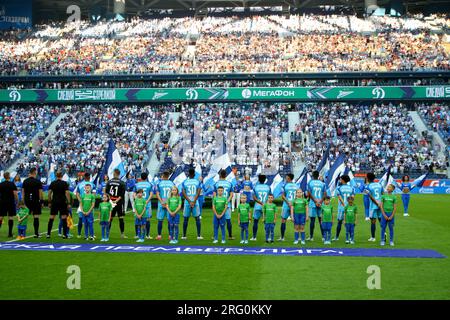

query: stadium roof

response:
[32,0,449,23]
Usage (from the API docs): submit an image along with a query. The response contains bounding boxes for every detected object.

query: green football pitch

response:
[0,194,449,300]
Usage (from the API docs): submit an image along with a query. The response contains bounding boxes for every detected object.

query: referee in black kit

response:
[48,171,71,239]
[106,169,127,238]
[22,168,44,238]
[0,172,19,237]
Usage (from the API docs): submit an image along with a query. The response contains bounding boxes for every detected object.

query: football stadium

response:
[0,0,449,303]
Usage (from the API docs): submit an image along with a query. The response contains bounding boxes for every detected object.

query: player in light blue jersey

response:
[181,168,203,240]
[213,170,234,240]
[242,175,253,204]
[75,172,94,238]
[155,171,175,240]
[251,174,270,241]
[333,174,355,241]
[400,175,412,217]
[134,172,153,239]
[306,170,327,241]
[280,173,298,241]
[366,172,383,242]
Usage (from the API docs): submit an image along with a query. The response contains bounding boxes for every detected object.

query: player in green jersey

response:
[263,194,277,243]
[98,194,112,241]
[380,184,397,246]
[291,189,309,245]
[168,186,182,244]
[321,196,333,245]
[344,196,357,244]
[16,201,29,240]
[134,189,148,243]
[212,186,227,244]
[237,194,251,244]
[81,184,96,240]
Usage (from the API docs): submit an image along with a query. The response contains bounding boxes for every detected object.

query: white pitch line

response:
[6,218,100,243]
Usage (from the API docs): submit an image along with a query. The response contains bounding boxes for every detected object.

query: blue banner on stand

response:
[0,0,32,30]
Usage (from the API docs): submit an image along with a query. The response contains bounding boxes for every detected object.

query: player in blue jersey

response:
[155,171,175,240]
[365,172,383,242]
[198,176,205,216]
[279,173,298,241]
[181,168,203,240]
[400,175,411,217]
[231,175,242,213]
[362,177,370,221]
[134,172,154,239]
[306,170,326,241]
[242,175,253,204]
[213,169,234,240]
[125,172,137,214]
[333,174,355,241]
[75,172,94,238]
[97,175,109,196]
[251,174,270,241]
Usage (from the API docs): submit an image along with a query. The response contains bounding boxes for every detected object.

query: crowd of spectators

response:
[14,105,172,177]
[165,103,291,174]
[0,14,448,75]
[295,102,447,176]
[418,103,450,145]
[0,105,59,170]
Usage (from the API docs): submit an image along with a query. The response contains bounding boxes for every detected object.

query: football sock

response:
[33,218,39,236]
[336,220,342,238]
[47,218,54,236]
[294,231,299,241]
[226,219,232,237]
[252,219,259,238]
[280,222,286,238]
[119,219,124,234]
[310,217,316,237]
[183,217,189,237]
[195,217,201,237]
[8,220,14,237]
[157,220,163,236]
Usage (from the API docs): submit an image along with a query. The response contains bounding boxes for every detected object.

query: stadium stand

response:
[295,102,448,176]
[13,105,173,177]
[0,14,449,75]
[0,105,59,170]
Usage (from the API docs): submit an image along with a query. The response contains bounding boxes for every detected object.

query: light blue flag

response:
[325,154,346,197]
[270,174,284,198]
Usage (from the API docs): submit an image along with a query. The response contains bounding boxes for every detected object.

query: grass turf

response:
[0,194,449,300]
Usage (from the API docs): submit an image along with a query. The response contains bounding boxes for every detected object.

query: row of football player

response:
[4,168,404,246]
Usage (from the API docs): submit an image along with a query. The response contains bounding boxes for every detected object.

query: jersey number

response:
[109,186,118,197]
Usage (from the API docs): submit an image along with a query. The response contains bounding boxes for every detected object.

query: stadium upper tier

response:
[0,14,449,76]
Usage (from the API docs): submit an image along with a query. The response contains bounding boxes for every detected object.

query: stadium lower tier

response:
[0,102,448,179]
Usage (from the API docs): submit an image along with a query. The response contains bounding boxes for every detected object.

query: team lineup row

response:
[1,167,403,246]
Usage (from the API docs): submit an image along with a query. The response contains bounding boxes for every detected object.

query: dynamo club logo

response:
[241,89,252,99]
[186,88,199,100]
[9,90,21,102]
[372,87,386,99]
